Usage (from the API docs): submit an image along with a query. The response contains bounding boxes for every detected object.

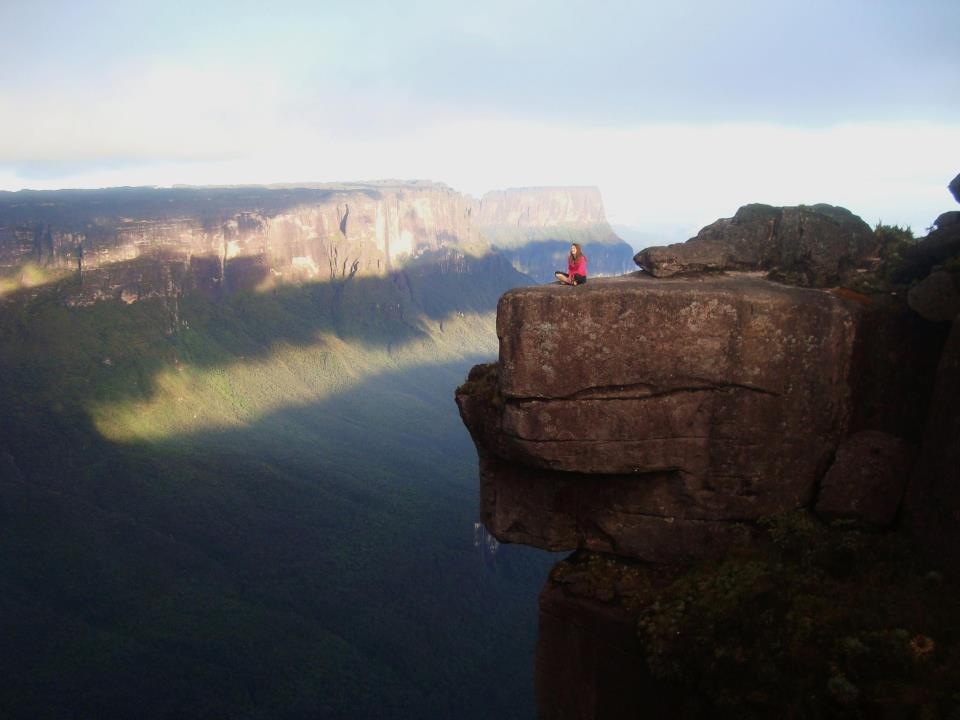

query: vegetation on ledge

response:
[552,512,960,718]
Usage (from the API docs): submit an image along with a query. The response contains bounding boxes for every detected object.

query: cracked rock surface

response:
[457,273,864,561]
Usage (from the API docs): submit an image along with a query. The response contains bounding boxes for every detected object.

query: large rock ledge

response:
[456,273,863,562]
[633,203,876,287]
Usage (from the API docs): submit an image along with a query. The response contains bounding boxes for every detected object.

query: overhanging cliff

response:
[457,273,863,563]
[456,187,960,718]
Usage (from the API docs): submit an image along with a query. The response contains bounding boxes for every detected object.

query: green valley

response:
[0,251,555,719]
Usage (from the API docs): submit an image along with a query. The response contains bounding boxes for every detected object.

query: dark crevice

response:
[498,429,707,448]
[507,380,779,404]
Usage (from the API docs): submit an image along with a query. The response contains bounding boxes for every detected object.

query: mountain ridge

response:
[0,182,636,299]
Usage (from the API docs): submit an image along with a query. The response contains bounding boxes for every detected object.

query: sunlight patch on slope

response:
[0,263,72,299]
[90,311,497,443]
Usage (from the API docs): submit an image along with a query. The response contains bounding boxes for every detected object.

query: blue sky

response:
[1,0,957,243]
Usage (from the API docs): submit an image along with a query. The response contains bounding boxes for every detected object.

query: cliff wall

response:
[477,187,635,282]
[0,183,634,302]
[458,189,960,718]
[0,183,477,291]
[478,187,611,231]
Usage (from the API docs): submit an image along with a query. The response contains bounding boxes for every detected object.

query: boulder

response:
[457,273,863,561]
[634,203,876,287]
[934,211,960,231]
[897,219,960,283]
[815,430,912,527]
[908,270,960,323]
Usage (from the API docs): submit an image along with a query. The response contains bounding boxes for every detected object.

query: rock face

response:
[536,563,667,720]
[934,211,960,230]
[898,215,960,284]
[0,183,479,299]
[634,203,876,287]
[904,318,960,558]
[815,430,911,527]
[0,183,632,303]
[908,270,960,323]
[477,187,635,282]
[457,273,863,563]
[479,187,610,228]
[949,172,960,204]
[457,187,960,718]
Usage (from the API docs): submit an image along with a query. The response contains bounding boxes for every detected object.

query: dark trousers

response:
[555,271,587,285]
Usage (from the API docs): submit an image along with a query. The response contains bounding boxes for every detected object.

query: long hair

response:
[569,243,586,265]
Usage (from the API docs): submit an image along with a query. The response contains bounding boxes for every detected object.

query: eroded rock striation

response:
[0,182,633,304]
[634,203,876,287]
[457,273,863,563]
[0,183,480,302]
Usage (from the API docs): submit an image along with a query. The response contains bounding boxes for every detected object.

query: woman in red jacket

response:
[554,243,587,285]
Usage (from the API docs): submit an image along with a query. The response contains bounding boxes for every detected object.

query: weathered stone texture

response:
[458,273,863,561]
[634,203,876,287]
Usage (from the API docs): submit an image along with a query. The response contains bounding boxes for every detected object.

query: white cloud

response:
[3,91,957,238]
[0,61,288,164]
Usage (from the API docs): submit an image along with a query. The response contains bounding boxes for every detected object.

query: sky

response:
[1,0,958,246]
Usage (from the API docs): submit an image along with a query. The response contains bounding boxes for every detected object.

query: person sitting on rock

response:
[554,243,587,285]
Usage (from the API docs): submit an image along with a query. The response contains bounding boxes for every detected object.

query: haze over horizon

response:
[2,0,958,244]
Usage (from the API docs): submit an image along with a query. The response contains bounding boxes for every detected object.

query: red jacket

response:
[568,255,587,278]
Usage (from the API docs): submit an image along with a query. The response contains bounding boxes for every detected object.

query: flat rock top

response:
[503,271,844,303]
[497,271,861,400]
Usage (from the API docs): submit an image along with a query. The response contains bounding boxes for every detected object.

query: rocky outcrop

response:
[894,214,960,285]
[478,187,635,282]
[458,184,960,718]
[457,273,863,563]
[908,270,960,323]
[634,203,876,287]
[949,172,960,204]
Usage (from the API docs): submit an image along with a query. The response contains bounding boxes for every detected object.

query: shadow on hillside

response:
[0,351,559,720]
[0,249,530,418]
[0,221,557,718]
